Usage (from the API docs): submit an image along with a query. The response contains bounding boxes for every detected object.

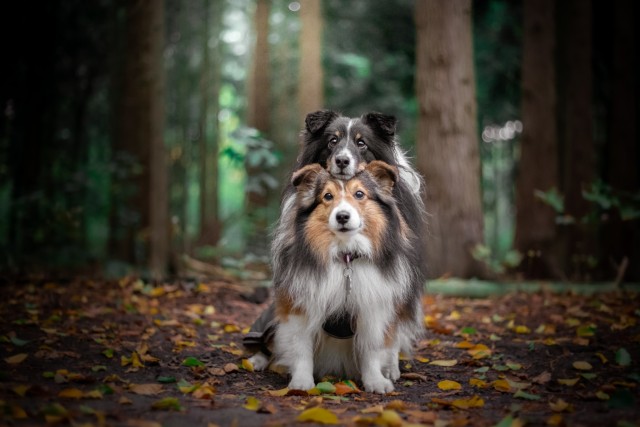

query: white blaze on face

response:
[328,190,362,233]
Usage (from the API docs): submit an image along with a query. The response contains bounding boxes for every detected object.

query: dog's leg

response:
[381,347,401,381]
[274,315,316,391]
[356,311,395,394]
[248,352,270,371]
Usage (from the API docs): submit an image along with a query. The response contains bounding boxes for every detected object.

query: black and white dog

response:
[243,110,426,393]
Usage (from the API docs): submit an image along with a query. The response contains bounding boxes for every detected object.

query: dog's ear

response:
[305,110,339,134]
[292,163,328,207]
[362,112,397,137]
[365,160,398,198]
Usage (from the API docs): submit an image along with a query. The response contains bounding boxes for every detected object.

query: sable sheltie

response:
[266,161,424,393]
[244,111,426,393]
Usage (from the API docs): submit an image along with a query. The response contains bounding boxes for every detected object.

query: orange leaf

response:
[334,381,361,395]
[58,388,84,399]
[492,379,511,392]
[437,380,462,391]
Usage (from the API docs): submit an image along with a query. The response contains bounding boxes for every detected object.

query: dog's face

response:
[291,161,399,262]
[298,110,399,180]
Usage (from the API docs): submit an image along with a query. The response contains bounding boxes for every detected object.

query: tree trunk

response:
[415,0,485,279]
[514,0,560,279]
[605,0,638,280]
[112,0,168,277]
[245,0,271,255]
[198,0,222,247]
[558,0,595,280]
[298,0,324,123]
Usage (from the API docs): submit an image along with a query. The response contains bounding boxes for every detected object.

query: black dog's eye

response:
[323,193,334,201]
[328,136,338,149]
[356,139,367,149]
[354,190,365,200]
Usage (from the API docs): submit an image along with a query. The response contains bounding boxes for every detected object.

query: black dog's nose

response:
[336,211,350,225]
[335,155,350,170]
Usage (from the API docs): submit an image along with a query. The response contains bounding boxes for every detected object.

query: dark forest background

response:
[0,0,638,282]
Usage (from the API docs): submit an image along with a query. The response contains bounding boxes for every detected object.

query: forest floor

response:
[0,275,639,427]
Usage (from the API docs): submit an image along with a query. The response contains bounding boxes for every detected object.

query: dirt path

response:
[0,277,638,426]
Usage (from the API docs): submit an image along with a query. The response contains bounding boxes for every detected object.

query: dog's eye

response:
[356,139,367,149]
[328,137,338,149]
[323,193,334,201]
[354,190,365,200]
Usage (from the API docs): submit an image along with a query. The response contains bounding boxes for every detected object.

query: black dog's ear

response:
[305,110,339,134]
[362,112,397,136]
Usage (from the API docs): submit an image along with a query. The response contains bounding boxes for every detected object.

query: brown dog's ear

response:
[362,112,397,137]
[305,110,339,134]
[292,164,328,208]
[365,160,398,197]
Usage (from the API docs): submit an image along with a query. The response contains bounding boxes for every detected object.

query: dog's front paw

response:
[248,353,270,371]
[288,374,315,391]
[383,362,401,381]
[363,375,394,394]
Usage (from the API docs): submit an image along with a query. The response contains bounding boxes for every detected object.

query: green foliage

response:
[472,244,523,276]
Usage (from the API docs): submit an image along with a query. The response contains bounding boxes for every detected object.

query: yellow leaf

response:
[596,352,608,364]
[549,399,570,412]
[447,310,461,320]
[12,384,30,397]
[384,400,408,411]
[437,380,462,391]
[543,338,557,346]
[492,379,511,392]
[557,378,580,386]
[514,325,531,334]
[58,388,84,399]
[267,388,290,397]
[193,384,216,399]
[451,395,484,409]
[130,383,164,395]
[455,341,475,349]
[429,359,458,367]
[361,405,384,414]
[241,358,254,372]
[573,361,592,371]
[296,407,338,424]
[467,343,491,359]
[595,390,609,400]
[415,356,430,363]
[373,410,403,427]
[84,390,103,399]
[469,378,489,389]
[223,324,241,333]
[243,396,261,411]
[547,414,564,426]
[5,353,28,364]
[11,404,28,419]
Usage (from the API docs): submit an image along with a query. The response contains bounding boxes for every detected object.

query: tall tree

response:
[112,0,168,277]
[298,0,324,123]
[514,0,560,278]
[245,0,271,255]
[605,0,638,280]
[558,0,595,279]
[415,0,485,279]
[198,0,222,246]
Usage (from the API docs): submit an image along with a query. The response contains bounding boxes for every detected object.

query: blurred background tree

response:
[0,0,637,282]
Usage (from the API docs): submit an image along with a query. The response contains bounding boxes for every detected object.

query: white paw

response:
[363,375,394,394]
[383,362,401,381]
[288,374,315,391]
[248,353,270,371]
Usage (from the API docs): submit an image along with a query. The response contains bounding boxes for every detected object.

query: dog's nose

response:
[334,155,350,170]
[336,211,350,225]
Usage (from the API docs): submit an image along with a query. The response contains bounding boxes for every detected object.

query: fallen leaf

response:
[223,363,239,373]
[455,341,475,349]
[595,390,610,400]
[514,325,530,334]
[316,381,336,394]
[241,358,254,372]
[373,409,403,427]
[596,352,608,364]
[547,414,564,426]
[549,399,572,412]
[557,378,580,386]
[492,379,511,392]
[361,405,384,414]
[151,397,183,411]
[573,361,592,371]
[58,388,84,399]
[429,359,458,367]
[267,387,290,397]
[243,396,261,411]
[532,371,552,384]
[335,380,361,395]
[468,343,492,359]
[615,348,631,366]
[182,356,205,367]
[12,384,30,397]
[130,383,164,395]
[438,380,462,391]
[5,353,28,364]
[296,407,338,424]
[469,378,489,389]
[514,389,541,400]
